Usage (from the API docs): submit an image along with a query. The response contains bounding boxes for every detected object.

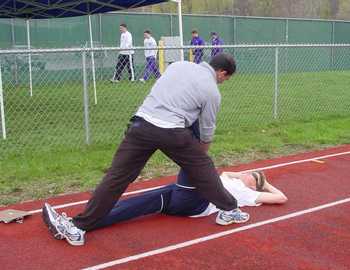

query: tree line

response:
[138,0,350,20]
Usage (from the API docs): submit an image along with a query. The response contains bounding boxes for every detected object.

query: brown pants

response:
[73,117,237,231]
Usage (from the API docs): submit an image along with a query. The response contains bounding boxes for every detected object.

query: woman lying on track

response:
[43,169,287,238]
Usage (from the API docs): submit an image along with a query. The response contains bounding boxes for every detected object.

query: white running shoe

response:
[216,208,250,226]
[109,78,119,83]
[139,78,145,83]
[42,203,64,240]
[42,203,85,246]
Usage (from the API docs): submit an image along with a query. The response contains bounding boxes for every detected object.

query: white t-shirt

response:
[120,31,134,55]
[144,36,158,58]
[191,174,261,218]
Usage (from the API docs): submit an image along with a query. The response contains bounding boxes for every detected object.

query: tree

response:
[137,0,350,20]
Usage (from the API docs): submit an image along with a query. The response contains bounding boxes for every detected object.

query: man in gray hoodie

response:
[42,53,249,246]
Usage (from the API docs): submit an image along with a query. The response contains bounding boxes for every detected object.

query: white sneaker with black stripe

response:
[42,203,64,240]
[42,203,85,246]
[216,208,250,225]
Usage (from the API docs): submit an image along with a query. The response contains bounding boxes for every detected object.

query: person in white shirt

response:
[111,23,135,82]
[139,30,161,83]
[191,171,288,223]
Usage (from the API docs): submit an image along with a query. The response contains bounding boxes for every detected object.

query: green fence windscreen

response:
[0,19,12,48]
[235,18,286,44]
[334,22,350,43]
[288,20,332,43]
[1,14,350,49]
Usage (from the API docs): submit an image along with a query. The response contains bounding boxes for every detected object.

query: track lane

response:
[0,145,349,270]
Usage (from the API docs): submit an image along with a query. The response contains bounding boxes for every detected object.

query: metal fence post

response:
[11,18,19,85]
[82,51,90,145]
[233,16,237,44]
[26,19,33,97]
[233,16,237,58]
[170,14,173,36]
[273,47,279,119]
[285,19,289,43]
[0,60,6,139]
[88,15,97,105]
[331,21,335,70]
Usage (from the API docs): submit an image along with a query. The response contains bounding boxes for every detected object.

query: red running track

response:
[1,145,350,270]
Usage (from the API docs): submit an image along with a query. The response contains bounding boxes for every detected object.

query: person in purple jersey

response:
[140,30,161,83]
[211,32,224,58]
[190,29,205,64]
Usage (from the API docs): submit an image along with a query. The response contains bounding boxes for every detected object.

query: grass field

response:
[0,70,350,205]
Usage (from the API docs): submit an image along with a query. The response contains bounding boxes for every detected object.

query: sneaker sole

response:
[42,205,64,240]
[215,215,250,226]
[64,235,85,246]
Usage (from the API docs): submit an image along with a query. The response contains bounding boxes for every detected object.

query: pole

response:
[26,19,33,97]
[233,16,237,58]
[171,0,184,61]
[178,0,184,60]
[170,14,173,36]
[233,17,237,44]
[99,13,104,81]
[82,51,90,145]
[88,15,97,105]
[0,61,6,139]
[285,19,289,72]
[273,47,279,119]
[11,18,19,85]
[331,21,335,70]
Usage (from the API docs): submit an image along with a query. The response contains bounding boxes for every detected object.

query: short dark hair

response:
[144,29,151,34]
[120,23,127,28]
[209,53,236,75]
[191,29,198,34]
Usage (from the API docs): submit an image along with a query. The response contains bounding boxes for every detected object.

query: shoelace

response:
[58,213,78,234]
[224,209,248,221]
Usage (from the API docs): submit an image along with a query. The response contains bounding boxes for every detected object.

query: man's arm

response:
[198,88,221,143]
[255,180,288,205]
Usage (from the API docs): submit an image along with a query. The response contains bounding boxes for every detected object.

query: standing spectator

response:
[110,23,135,82]
[190,29,205,64]
[140,30,161,83]
[211,32,224,58]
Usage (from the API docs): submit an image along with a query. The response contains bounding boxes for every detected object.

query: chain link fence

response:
[0,44,350,156]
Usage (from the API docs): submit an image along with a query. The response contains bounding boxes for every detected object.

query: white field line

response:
[28,150,350,215]
[82,197,350,270]
[28,185,166,214]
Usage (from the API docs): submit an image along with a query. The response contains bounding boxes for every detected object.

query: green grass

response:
[1,70,350,205]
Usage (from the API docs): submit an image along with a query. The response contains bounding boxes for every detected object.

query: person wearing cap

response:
[190,29,205,64]
[211,32,224,58]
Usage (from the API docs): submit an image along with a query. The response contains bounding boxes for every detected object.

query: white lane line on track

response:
[28,185,166,214]
[28,150,350,214]
[82,197,350,270]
